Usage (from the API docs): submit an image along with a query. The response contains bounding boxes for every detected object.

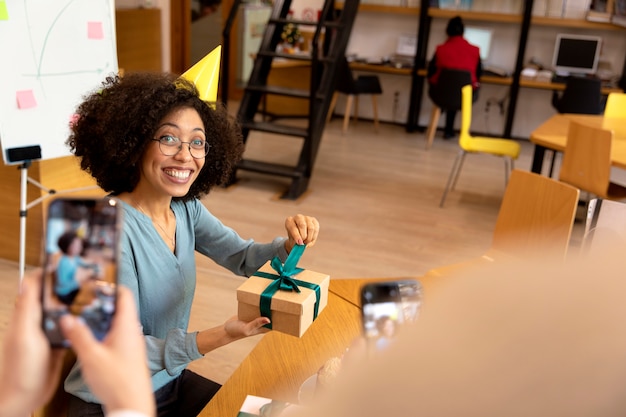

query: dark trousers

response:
[68,370,221,417]
[444,110,457,137]
[429,85,480,137]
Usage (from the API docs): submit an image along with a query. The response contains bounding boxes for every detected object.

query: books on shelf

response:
[434,0,523,13]
[612,0,626,25]
[564,0,592,18]
[586,0,614,21]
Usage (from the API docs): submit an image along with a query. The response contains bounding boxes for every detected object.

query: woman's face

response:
[68,237,83,256]
[139,106,206,198]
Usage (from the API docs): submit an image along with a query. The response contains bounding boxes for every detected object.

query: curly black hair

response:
[66,72,243,201]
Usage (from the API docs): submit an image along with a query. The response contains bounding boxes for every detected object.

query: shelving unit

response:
[341,0,626,137]
[357,3,419,14]
[406,0,626,138]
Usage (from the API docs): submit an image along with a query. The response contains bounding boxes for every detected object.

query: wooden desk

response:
[529,114,626,174]
[198,277,423,417]
[519,78,622,95]
[350,63,513,86]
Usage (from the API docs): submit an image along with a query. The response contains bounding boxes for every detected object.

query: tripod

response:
[17,160,97,282]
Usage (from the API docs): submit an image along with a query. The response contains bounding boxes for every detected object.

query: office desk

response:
[349,63,512,86]
[351,64,623,96]
[519,78,622,95]
[198,277,422,417]
[529,114,626,174]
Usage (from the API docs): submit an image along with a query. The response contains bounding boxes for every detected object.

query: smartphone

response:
[360,279,422,354]
[41,197,122,347]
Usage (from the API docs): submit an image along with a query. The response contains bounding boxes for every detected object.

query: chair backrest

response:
[604,92,626,118]
[491,169,580,260]
[553,76,602,115]
[459,84,474,149]
[558,120,613,198]
[428,69,472,110]
[335,56,357,95]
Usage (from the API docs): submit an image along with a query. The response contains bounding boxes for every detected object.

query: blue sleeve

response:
[190,200,288,277]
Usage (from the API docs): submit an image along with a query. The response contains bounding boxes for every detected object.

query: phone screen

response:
[361,280,422,354]
[41,197,122,347]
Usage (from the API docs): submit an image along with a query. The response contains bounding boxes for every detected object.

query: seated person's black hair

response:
[446,16,464,37]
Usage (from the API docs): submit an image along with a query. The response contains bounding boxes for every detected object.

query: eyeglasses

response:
[152,135,210,159]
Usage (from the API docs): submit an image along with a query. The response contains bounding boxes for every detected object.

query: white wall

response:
[112,0,625,138]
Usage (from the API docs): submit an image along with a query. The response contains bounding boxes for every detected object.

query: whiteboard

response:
[0,0,118,165]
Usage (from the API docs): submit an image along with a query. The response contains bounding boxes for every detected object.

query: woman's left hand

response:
[224,316,271,338]
[284,214,320,253]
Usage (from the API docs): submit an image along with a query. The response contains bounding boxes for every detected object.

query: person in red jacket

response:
[427,16,483,139]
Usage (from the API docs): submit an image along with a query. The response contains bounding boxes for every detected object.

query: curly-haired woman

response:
[63,72,320,417]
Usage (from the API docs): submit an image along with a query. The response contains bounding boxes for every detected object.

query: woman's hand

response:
[196,316,270,355]
[284,214,320,253]
[0,269,65,417]
[224,315,271,338]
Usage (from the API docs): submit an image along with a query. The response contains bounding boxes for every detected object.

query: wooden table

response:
[198,277,419,417]
[529,114,626,175]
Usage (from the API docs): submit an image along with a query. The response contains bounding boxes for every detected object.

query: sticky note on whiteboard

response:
[16,90,37,109]
[0,1,8,20]
[87,21,104,39]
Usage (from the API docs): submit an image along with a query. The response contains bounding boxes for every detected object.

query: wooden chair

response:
[558,120,626,201]
[427,169,580,277]
[604,92,626,118]
[326,57,382,134]
[439,85,521,207]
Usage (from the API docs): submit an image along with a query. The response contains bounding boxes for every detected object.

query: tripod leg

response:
[18,162,30,283]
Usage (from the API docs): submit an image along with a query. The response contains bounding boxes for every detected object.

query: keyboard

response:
[551,74,570,84]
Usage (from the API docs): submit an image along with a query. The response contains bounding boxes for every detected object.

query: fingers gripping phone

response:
[360,279,423,354]
[41,197,122,347]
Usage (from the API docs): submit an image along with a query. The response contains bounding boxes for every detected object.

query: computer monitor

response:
[552,33,602,77]
[464,26,492,61]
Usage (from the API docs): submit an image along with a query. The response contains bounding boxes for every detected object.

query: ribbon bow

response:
[253,244,321,329]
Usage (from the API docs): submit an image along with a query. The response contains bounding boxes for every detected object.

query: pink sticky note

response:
[87,21,104,39]
[16,90,37,109]
[69,113,80,127]
[0,1,9,20]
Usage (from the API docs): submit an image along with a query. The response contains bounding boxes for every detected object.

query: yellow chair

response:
[427,169,580,277]
[439,85,521,207]
[604,92,626,118]
[558,120,626,200]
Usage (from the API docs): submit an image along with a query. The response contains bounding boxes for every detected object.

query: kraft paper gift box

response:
[237,245,329,337]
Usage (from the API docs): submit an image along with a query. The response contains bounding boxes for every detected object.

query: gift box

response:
[237,245,329,337]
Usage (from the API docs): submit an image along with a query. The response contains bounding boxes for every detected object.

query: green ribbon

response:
[253,244,321,329]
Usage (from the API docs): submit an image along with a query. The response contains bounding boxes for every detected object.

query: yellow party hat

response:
[181,45,222,103]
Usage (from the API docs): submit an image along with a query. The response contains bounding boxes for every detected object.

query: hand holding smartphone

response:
[41,197,122,347]
[360,279,422,354]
